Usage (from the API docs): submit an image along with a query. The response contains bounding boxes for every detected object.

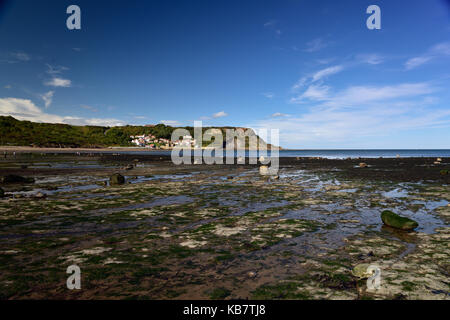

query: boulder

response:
[359,162,368,168]
[34,192,46,199]
[110,173,125,185]
[381,210,418,231]
[0,175,35,184]
[123,164,134,170]
[351,264,371,279]
[0,187,4,198]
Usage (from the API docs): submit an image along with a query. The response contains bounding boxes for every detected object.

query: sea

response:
[100,149,450,159]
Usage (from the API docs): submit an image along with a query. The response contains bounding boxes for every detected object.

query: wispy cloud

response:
[304,38,329,53]
[262,92,274,99]
[356,53,384,65]
[316,58,335,65]
[290,84,330,103]
[212,111,228,118]
[405,41,450,70]
[4,85,12,89]
[40,91,54,108]
[80,105,98,112]
[1,52,31,64]
[291,82,435,105]
[46,64,69,75]
[0,97,124,127]
[263,20,282,37]
[160,120,181,126]
[292,65,344,92]
[311,65,344,82]
[11,52,30,62]
[45,78,72,88]
[263,20,276,27]
[271,112,290,118]
[405,56,433,70]
[250,83,447,148]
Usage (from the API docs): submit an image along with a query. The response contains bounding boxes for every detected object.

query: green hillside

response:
[0,116,269,148]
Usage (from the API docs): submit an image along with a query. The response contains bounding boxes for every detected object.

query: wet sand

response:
[0,153,449,299]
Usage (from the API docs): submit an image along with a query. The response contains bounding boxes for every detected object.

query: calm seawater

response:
[107,149,450,159]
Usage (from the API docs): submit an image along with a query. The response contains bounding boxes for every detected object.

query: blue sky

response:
[0,0,449,148]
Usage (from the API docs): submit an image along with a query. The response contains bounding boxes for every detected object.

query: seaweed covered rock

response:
[381,210,418,231]
[0,175,35,184]
[440,169,448,175]
[351,264,371,279]
[109,173,125,185]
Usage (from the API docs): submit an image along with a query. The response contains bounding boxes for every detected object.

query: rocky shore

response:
[0,153,448,299]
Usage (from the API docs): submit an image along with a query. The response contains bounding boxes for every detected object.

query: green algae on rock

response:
[110,173,125,185]
[381,210,418,231]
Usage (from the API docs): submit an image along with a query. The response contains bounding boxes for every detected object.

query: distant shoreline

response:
[0,146,163,153]
[0,146,449,159]
[0,146,279,153]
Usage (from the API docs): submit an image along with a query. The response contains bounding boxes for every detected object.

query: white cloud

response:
[357,54,384,65]
[212,111,228,118]
[40,91,54,108]
[290,84,330,103]
[304,38,329,53]
[0,97,124,127]
[45,78,72,87]
[405,41,450,70]
[262,92,274,99]
[249,83,448,148]
[324,83,434,107]
[46,64,69,75]
[316,58,335,65]
[291,82,434,106]
[80,105,98,112]
[160,120,181,126]
[271,112,289,117]
[405,56,432,70]
[4,85,12,89]
[292,65,343,92]
[264,20,276,27]
[11,52,30,61]
[292,77,308,91]
[311,65,344,82]
[431,42,450,55]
